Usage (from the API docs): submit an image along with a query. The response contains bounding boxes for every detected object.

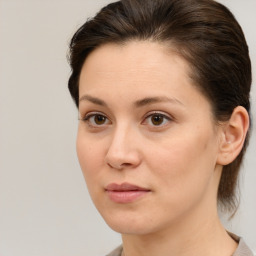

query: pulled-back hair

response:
[68,0,251,212]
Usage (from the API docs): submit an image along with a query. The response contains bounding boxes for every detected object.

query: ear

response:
[217,106,250,166]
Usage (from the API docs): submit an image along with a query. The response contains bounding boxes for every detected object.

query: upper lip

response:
[105,182,150,192]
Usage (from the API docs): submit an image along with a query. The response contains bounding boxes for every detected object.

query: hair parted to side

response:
[68,0,251,213]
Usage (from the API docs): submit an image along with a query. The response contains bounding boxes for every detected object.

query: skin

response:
[76,41,247,256]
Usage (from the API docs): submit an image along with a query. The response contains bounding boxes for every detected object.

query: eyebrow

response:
[79,95,184,107]
[79,95,107,106]
[134,96,184,107]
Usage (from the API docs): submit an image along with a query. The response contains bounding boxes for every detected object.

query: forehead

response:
[79,41,215,123]
[79,41,193,91]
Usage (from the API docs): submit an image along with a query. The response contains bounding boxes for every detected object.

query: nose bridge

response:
[105,121,141,169]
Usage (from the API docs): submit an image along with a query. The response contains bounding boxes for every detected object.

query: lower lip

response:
[106,190,150,203]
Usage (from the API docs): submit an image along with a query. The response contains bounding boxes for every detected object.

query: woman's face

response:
[77,41,223,235]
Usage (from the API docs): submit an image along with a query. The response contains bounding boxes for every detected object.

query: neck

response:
[121,206,237,256]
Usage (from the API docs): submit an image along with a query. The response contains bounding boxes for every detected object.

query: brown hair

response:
[68,0,251,212]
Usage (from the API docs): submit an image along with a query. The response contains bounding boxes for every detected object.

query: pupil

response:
[95,115,106,124]
[152,115,163,125]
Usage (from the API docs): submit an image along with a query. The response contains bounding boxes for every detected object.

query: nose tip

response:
[106,149,141,170]
[105,130,141,170]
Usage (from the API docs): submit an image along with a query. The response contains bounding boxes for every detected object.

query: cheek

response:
[147,127,218,193]
[76,131,109,208]
[143,137,217,223]
[147,143,193,189]
[76,130,104,181]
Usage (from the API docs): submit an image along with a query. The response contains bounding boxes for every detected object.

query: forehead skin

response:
[78,41,216,130]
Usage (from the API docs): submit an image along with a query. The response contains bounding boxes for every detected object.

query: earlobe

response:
[217,106,249,166]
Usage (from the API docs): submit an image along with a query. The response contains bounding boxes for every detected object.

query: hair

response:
[68,0,251,212]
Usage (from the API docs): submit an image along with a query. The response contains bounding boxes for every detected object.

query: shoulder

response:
[230,233,255,256]
[105,235,255,256]
[105,245,123,256]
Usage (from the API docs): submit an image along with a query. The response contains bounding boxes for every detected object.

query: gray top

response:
[106,234,254,256]
[231,233,254,256]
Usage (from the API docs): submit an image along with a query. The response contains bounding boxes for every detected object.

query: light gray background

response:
[0,0,255,255]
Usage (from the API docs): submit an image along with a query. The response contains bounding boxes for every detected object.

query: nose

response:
[105,125,142,170]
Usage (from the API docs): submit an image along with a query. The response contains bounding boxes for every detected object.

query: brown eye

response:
[143,112,172,127]
[94,115,107,125]
[151,114,164,126]
[83,113,110,126]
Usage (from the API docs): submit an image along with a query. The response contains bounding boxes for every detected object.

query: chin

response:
[100,211,159,236]
[108,222,150,235]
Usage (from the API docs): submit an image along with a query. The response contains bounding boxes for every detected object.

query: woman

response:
[68,0,254,255]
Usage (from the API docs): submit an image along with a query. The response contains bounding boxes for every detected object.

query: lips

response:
[106,182,149,192]
[105,182,150,203]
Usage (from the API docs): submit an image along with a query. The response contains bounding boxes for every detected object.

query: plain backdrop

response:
[0,0,255,255]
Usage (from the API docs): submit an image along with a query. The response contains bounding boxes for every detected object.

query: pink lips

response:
[105,182,150,203]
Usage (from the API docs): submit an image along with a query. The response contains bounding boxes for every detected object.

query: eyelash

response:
[81,111,173,129]
[143,112,173,127]
[82,112,111,127]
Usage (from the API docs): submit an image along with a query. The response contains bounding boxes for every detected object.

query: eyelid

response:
[80,111,107,120]
[142,111,173,126]
[79,110,173,128]
[80,111,111,126]
[144,111,173,120]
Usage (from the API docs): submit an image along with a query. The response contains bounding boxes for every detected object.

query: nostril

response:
[105,143,142,169]
[107,162,122,170]
[122,163,132,167]
[107,162,132,170]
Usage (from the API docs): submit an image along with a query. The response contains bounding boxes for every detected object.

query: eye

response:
[83,113,111,126]
[143,112,172,127]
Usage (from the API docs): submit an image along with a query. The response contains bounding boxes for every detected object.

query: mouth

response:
[105,182,151,203]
